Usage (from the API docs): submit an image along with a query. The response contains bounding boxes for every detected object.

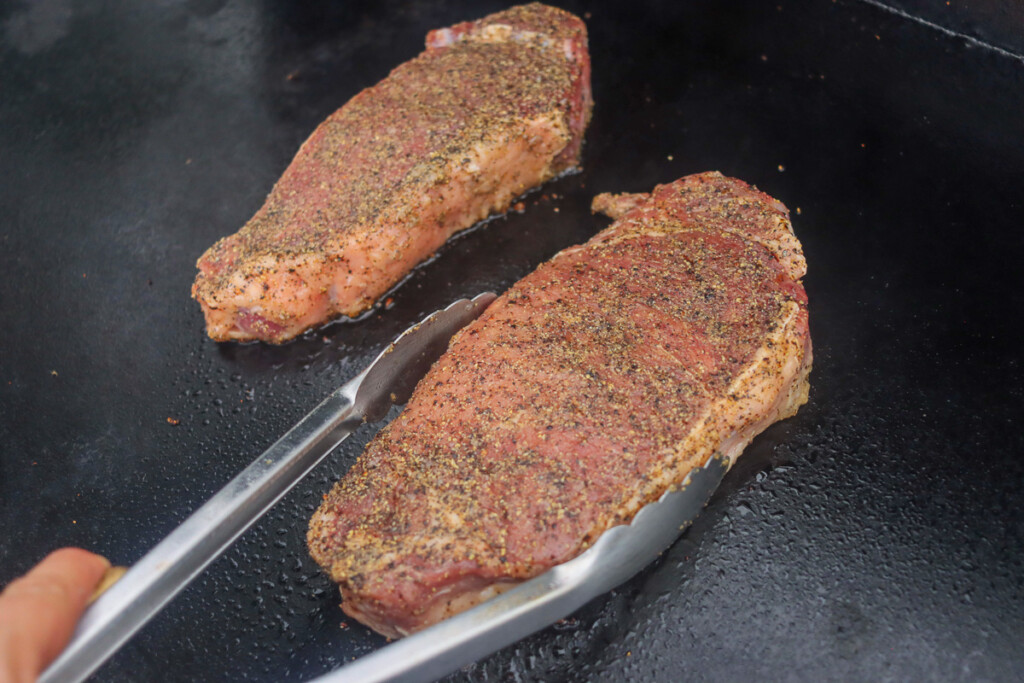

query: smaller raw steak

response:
[192,3,592,343]
[308,172,812,637]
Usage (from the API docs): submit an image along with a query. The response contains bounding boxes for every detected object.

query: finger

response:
[0,548,110,683]
[88,565,128,605]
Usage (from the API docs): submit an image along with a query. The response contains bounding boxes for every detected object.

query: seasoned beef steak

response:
[192,3,592,343]
[308,172,812,637]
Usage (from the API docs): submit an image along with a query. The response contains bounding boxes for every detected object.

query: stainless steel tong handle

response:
[39,293,496,683]
[39,386,362,683]
[311,453,728,683]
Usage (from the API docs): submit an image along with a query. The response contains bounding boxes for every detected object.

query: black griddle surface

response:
[2,1,1023,681]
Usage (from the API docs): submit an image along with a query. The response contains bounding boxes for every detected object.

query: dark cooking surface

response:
[2,0,1022,680]
[873,0,1024,56]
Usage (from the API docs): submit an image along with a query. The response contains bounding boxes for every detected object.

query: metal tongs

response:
[40,293,727,683]
[311,453,727,683]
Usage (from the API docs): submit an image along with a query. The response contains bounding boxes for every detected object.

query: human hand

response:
[0,548,110,683]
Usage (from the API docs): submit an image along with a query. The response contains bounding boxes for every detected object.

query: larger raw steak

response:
[308,172,812,637]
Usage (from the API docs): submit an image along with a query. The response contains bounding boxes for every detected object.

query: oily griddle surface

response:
[1,0,1022,681]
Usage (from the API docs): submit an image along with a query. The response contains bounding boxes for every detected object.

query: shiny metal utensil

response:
[40,293,497,683]
[310,452,729,683]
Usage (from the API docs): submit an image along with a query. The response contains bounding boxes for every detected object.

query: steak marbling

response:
[308,172,812,637]
[192,3,592,343]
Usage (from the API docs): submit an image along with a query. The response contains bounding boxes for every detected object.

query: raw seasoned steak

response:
[308,172,812,637]
[192,3,592,343]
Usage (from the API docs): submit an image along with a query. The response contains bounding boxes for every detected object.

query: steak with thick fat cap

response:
[308,171,812,637]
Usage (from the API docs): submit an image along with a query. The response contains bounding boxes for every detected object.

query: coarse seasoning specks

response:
[192,2,592,343]
[308,171,812,637]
